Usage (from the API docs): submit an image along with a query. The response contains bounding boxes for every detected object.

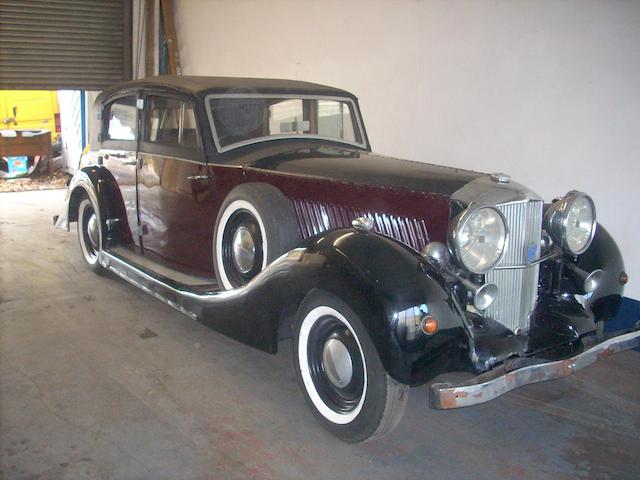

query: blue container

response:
[6,156,28,175]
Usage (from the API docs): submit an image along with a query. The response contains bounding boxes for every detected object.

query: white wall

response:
[174,0,640,299]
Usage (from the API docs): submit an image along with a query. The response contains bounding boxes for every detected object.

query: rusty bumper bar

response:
[429,328,640,409]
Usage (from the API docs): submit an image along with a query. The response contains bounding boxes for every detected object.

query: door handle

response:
[121,159,138,166]
[186,175,209,181]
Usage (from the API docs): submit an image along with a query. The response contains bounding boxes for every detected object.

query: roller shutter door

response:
[0,0,132,90]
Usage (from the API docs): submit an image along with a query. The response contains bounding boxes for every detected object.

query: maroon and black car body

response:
[55,76,638,442]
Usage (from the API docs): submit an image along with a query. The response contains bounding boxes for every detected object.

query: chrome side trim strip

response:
[429,328,640,409]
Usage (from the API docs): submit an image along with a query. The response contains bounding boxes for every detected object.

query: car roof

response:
[96,75,357,103]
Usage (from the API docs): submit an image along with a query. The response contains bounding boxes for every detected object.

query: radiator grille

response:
[484,200,543,332]
[290,199,430,252]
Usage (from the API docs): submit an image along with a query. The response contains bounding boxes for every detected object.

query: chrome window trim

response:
[204,93,367,153]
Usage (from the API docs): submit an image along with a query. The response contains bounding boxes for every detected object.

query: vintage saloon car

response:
[54,76,638,443]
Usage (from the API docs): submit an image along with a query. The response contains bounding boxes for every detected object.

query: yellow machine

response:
[0,90,61,145]
[1,91,61,177]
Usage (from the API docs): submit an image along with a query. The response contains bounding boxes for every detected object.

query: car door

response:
[99,94,141,251]
[137,93,216,277]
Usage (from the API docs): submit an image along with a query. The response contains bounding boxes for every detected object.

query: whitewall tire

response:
[215,199,268,290]
[213,184,300,290]
[77,196,105,274]
[298,305,368,424]
[293,291,409,443]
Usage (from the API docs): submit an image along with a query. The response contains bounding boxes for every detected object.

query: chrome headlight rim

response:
[448,205,509,275]
[545,191,596,255]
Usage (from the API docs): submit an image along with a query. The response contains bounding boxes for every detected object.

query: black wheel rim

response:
[221,209,264,288]
[307,315,365,414]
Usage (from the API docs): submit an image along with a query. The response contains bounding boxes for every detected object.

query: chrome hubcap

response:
[232,226,256,274]
[322,338,353,388]
[87,213,99,250]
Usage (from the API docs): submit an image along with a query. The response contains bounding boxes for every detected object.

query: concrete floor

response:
[1,189,639,480]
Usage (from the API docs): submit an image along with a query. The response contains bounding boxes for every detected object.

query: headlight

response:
[544,191,596,255]
[449,206,508,274]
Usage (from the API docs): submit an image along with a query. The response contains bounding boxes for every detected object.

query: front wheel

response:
[293,291,408,443]
[77,196,105,274]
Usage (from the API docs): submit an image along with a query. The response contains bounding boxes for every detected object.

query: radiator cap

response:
[490,172,511,184]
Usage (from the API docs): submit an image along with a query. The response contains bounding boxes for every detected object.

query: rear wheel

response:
[293,291,408,443]
[77,196,105,274]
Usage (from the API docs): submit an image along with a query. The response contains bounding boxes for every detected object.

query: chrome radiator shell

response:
[485,200,544,332]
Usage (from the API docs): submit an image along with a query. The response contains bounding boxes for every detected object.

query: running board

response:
[98,247,310,354]
[97,248,304,326]
[109,246,216,287]
[99,250,222,321]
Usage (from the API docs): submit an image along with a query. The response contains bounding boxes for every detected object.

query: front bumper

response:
[429,327,640,409]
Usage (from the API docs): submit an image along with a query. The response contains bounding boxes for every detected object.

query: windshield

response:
[206,95,365,152]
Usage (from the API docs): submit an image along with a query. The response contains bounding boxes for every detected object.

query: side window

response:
[146,96,200,148]
[106,96,137,141]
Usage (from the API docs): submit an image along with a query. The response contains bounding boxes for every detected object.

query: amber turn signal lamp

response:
[421,315,438,335]
[620,272,629,285]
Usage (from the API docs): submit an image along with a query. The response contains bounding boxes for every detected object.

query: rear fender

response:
[56,166,129,247]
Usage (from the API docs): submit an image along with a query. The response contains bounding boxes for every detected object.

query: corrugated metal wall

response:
[0,0,132,90]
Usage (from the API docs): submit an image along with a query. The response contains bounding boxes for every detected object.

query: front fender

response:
[297,229,469,385]
[195,228,469,386]
[576,223,626,322]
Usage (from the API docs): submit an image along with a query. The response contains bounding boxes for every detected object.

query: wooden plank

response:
[160,0,181,76]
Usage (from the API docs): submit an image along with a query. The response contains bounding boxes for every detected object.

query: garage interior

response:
[1,1,639,479]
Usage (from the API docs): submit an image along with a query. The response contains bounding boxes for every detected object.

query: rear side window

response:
[106,96,137,141]
[146,96,200,148]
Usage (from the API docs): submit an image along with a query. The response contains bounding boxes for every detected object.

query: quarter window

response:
[146,96,200,148]
[106,96,137,141]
